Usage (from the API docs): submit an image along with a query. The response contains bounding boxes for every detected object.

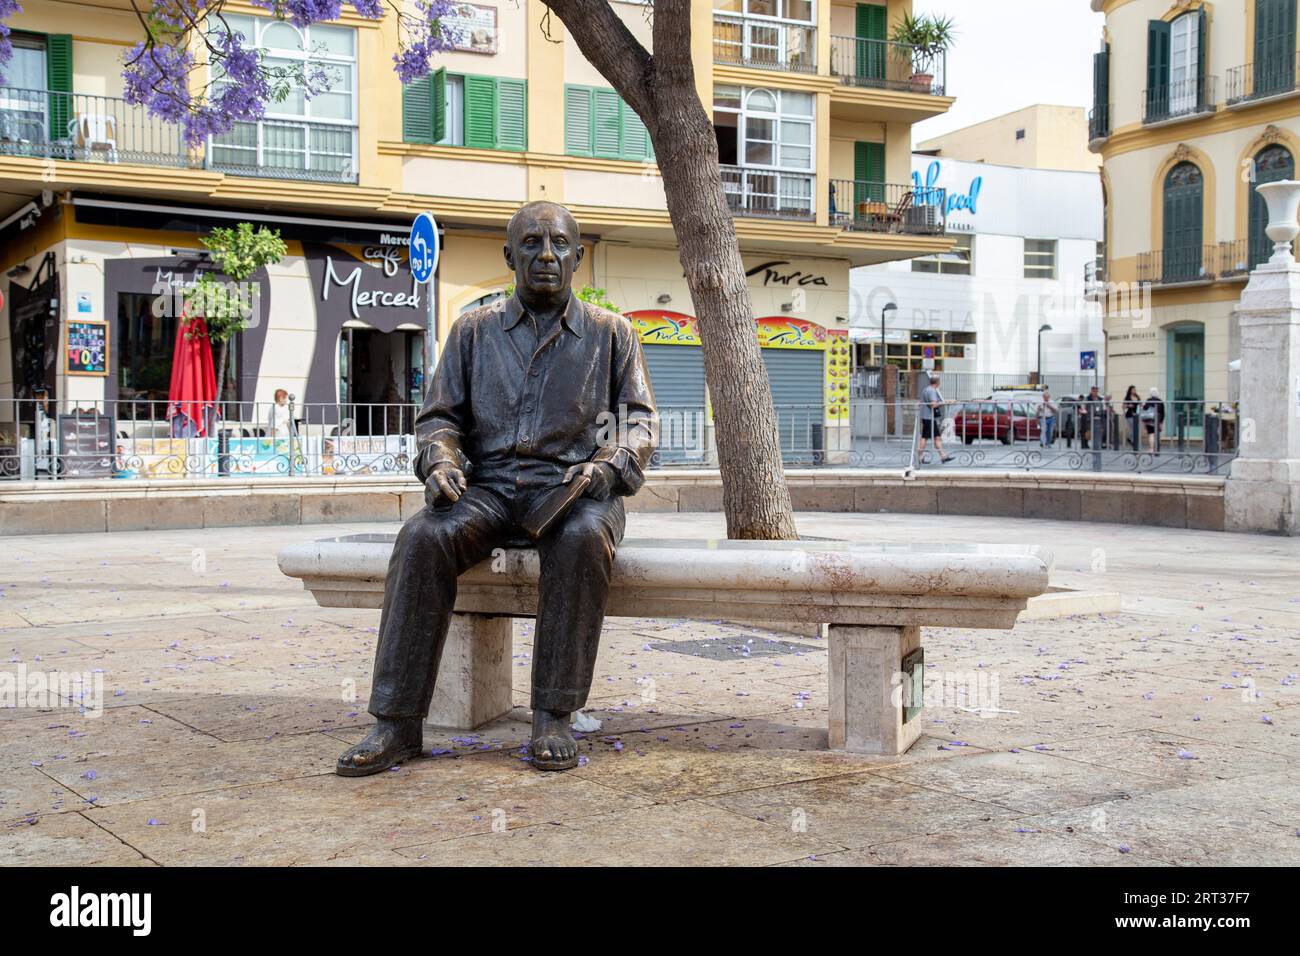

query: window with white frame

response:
[715,1,814,22]
[1023,238,1057,279]
[712,85,814,170]
[912,233,973,275]
[209,15,358,178]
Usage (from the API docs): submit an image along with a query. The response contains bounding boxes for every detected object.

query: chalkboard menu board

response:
[65,320,109,376]
[58,412,115,477]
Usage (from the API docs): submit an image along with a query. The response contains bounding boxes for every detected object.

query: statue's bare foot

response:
[336,717,423,777]
[531,709,579,771]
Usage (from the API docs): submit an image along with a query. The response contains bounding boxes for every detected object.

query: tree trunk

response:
[543,0,798,540]
[215,338,228,413]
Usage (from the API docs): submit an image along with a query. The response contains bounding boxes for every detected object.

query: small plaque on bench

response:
[901,646,924,724]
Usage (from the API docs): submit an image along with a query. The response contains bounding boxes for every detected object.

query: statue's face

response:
[505,206,583,299]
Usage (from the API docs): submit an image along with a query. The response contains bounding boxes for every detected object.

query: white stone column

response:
[827,623,923,755]
[426,613,514,729]
[1225,180,1300,535]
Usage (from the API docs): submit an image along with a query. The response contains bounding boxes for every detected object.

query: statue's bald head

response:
[503,201,584,304]
[507,201,579,247]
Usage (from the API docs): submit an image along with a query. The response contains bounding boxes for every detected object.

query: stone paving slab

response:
[1,511,1297,866]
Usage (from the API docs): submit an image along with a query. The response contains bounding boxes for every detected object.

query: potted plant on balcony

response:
[891,12,955,94]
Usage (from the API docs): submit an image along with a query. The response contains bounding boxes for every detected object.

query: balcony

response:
[830,35,946,96]
[1137,245,1217,286]
[713,12,816,74]
[719,164,814,221]
[1088,102,1111,142]
[0,87,358,184]
[1142,76,1217,125]
[1226,56,1300,105]
[828,179,945,235]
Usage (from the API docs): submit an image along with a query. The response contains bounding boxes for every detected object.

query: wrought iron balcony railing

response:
[719,164,815,221]
[1226,55,1300,104]
[713,12,816,74]
[0,86,358,183]
[1088,102,1111,141]
[829,35,947,96]
[1143,76,1217,124]
[828,179,946,235]
[1137,245,1218,285]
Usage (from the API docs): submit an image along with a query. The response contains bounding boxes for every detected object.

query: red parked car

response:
[952,401,1041,444]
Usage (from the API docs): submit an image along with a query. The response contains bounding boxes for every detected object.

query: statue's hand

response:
[563,460,616,501]
[426,461,468,504]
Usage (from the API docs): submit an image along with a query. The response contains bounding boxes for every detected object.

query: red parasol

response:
[166,312,220,438]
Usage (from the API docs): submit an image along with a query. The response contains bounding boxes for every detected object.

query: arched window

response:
[1249,144,1295,267]
[1162,161,1204,282]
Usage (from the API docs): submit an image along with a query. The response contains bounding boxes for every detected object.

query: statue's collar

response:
[500,292,585,339]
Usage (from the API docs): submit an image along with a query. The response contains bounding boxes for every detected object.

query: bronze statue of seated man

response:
[337,200,657,775]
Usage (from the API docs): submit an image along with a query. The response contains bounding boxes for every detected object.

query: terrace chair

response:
[881,189,913,233]
[68,113,118,163]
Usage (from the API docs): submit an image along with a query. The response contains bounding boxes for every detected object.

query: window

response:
[564,85,654,161]
[117,292,239,411]
[912,233,973,275]
[1162,162,1203,281]
[1015,128,1025,141]
[1249,145,1296,267]
[403,69,527,151]
[0,33,71,141]
[210,15,358,177]
[712,84,814,170]
[1023,238,1057,279]
[714,1,814,22]
[1145,9,1206,120]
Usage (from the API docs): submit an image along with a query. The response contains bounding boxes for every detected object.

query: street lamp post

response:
[1037,323,1053,384]
[881,302,897,379]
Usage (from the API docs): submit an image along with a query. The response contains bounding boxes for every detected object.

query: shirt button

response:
[524,405,533,413]
[520,436,529,443]
[530,369,539,377]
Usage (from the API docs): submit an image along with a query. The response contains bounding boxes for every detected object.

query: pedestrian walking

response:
[917,374,954,465]
[1139,386,1166,454]
[1038,390,1058,447]
[1122,385,1140,450]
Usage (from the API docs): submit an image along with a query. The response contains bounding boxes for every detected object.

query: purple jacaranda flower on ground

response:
[1177,748,1197,760]
[1118,844,1131,854]
[577,755,589,767]
[1261,715,1274,725]
[81,770,96,780]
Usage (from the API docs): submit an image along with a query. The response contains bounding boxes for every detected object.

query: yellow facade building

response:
[0,0,953,465]
[1090,0,1299,414]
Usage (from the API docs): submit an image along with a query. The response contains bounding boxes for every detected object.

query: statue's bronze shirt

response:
[414,293,658,496]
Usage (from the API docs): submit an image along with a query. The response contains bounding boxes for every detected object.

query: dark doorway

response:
[338,327,423,435]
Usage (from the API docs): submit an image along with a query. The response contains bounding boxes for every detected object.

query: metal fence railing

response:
[1226,55,1299,104]
[828,180,946,235]
[1143,76,1218,124]
[829,35,947,96]
[1088,102,1111,141]
[0,86,358,183]
[0,397,1238,482]
[1137,245,1219,285]
[719,164,815,220]
[712,13,816,74]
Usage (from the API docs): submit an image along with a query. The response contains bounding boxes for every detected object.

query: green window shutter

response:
[495,78,527,151]
[1196,7,1208,106]
[1146,19,1171,118]
[402,73,434,144]
[431,68,447,143]
[46,34,74,138]
[854,141,885,203]
[855,5,887,80]
[592,88,622,157]
[1254,0,1296,95]
[1093,46,1110,134]
[464,75,498,149]
[565,86,593,155]
[622,103,653,161]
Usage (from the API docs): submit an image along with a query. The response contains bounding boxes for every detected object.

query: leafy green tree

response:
[184,222,287,400]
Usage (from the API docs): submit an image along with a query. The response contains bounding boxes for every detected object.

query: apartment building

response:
[1089,0,1299,422]
[0,0,953,460]
[918,104,1102,173]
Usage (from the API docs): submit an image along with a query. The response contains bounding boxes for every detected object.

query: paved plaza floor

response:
[1,511,1297,866]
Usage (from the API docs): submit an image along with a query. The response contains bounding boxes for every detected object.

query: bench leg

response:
[827,624,923,756]
[426,613,513,730]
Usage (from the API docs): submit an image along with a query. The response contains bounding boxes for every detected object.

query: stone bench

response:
[277,535,1051,756]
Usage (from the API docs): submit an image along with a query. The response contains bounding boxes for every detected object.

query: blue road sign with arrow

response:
[409,212,439,284]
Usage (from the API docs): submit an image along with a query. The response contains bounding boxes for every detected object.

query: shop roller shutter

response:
[761,348,824,463]
[641,344,706,464]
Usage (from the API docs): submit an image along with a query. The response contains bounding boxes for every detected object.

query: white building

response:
[851,154,1105,395]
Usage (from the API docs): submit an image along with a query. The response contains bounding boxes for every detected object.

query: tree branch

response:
[540,0,653,118]
[650,0,696,93]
